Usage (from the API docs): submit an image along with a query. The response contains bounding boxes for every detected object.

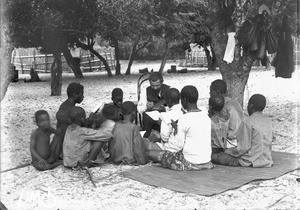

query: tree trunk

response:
[220,62,250,107]
[126,36,152,75]
[62,44,83,78]
[203,45,217,71]
[0,0,14,102]
[125,40,138,75]
[89,48,113,77]
[208,3,254,107]
[114,39,121,75]
[159,41,170,73]
[75,40,112,77]
[50,51,62,96]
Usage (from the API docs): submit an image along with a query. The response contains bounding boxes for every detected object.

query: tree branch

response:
[136,36,152,52]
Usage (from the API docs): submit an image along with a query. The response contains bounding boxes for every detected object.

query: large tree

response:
[97,0,133,75]
[8,0,116,95]
[208,0,297,105]
[152,0,192,73]
[178,0,297,106]
[124,0,156,75]
[9,0,83,95]
[63,0,113,77]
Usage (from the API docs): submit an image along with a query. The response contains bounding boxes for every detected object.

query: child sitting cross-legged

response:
[63,106,113,168]
[109,101,149,165]
[208,94,231,154]
[30,110,63,171]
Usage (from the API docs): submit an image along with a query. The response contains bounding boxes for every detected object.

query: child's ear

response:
[130,112,136,121]
[81,117,86,125]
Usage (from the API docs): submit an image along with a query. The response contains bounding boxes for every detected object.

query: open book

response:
[145,111,169,124]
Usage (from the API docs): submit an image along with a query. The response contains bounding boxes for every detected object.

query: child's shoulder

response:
[116,121,136,129]
[31,127,44,136]
[101,119,116,131]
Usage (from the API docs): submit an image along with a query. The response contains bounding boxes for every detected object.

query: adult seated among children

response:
[210,79,244,149]
[30,110,62,171]
[50,82,84,160]
[143,88,184,152]
[109,101,148,165]
[148,86,214,171]
[212,94,273,167]
[208,95,230,153]
[88,88,123,128]
[137,72,170,138]
[63,106,113,168]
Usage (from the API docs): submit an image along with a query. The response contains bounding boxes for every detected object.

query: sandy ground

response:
[1,60,299,210]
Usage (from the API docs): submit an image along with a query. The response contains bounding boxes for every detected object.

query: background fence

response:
[181,37,300,67]
[11,46,115,74]
[79,46,115,72]
[181,50,208,67]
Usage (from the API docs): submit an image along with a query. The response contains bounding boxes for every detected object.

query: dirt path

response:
[1,62,299,209]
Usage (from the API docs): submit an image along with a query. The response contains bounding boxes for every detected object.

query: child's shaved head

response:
[249,94,266,111]
[209,95,225,112]
[112,88,123,98]
[181,85,198,103]
[102,104,119,121]
[210,79,227,96]
[69,106,86,123]
[67,82,84,98]
[34,110,49,122]
[165,88,180,104]
[121,101,137,115]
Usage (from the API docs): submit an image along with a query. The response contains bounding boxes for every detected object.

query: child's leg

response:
[32,160,63,171]
[142,113,156,138]
[147,150,164,162]
[211,152,240,167]
[47,149,57,164]
[88,141,104,161]
[50,134,63,160]
[143,138,162,151]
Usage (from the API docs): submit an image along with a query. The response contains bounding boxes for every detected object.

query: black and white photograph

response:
[0,0,299,209]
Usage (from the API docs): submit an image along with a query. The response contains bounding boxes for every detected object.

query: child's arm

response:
[83,127,113,142]
[47,126,61,135]
[29,130,47,162]
[225,121,251,157]
[160,120,172,142]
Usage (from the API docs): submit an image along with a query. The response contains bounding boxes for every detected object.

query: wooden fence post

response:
[32,50,36,70]
[19,53,23,74]
[110,48,115,70]
[45,54,48,73]
[105,51,108,70]
[88,52,92,72]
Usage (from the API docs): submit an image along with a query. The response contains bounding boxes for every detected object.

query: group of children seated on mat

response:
[30,72,273,172]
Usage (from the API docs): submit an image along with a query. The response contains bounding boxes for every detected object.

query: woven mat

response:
[122,151,299,196]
